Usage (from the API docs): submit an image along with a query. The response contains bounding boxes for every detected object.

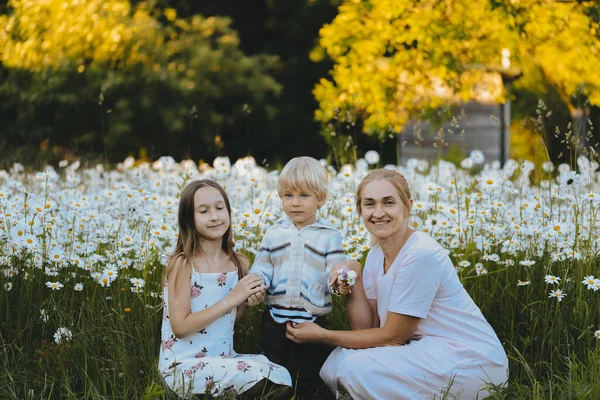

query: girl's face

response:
[359,179,412,240]
[193,186,230,241]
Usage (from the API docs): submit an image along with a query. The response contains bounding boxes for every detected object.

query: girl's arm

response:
[168,259,264,338]
[247,233,274,288]
[287,311,419,349]
[235,255,251,324]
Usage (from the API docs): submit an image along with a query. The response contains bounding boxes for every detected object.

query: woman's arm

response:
[287,311,419,349]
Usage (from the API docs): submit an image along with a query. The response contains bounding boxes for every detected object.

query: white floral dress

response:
[159,271,292,398]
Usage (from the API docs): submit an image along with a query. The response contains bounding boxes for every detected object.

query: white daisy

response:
[548,289,566,302]
[581,276,600,291]
[45,281,64,291]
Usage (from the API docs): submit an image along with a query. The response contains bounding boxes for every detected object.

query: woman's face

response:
[359,179,411,240]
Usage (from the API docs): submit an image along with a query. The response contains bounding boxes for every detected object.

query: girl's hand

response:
[227,274,266,306]
[286,322,324,344]
[246,287,267,306]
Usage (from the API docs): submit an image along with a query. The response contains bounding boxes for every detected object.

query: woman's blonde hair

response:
[161,180,245,292]
[278,156,328,201]
[356,169,412,215]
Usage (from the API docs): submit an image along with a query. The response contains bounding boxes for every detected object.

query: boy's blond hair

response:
[278,157,328,201]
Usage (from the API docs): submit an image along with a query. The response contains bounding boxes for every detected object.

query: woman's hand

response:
[285,321,325,344]
[227,274,266,306]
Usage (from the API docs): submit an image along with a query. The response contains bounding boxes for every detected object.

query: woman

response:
[286,169,508,399]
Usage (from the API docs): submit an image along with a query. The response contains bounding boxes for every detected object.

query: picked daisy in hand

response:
[331,266,357,296]
[338,266,357,286]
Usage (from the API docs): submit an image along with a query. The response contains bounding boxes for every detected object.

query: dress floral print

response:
[191,282,203,298]
[216,273,227,287]
[158,271,291,398]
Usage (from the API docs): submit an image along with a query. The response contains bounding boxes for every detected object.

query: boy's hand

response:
[246,287,266,306]
[329,262,346,294]
[228,275,265,306]
[335,279,351,295]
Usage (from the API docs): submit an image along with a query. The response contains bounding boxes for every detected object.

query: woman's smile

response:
[371,220,390,226]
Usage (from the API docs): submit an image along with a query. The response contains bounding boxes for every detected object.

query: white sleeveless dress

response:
[158,271,292,398]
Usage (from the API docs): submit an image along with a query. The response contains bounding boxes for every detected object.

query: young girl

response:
[158,179,292,398]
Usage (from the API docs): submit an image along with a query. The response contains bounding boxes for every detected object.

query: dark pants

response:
[257,309,334,400]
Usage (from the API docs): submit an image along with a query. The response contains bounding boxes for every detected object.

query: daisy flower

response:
[482,254,500,262]
[548,289,566,302]
[130,277,146,288]
[544,275,561,285]
[581,276,600,291]
[45,281,64,291]
[519,260,536,267]
[475,264,488,276]
[53,327,73,345]
[364,150,380,165]
[559,171,579,187]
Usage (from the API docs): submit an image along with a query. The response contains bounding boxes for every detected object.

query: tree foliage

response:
[0,0,281,165]
[314,0,600,135]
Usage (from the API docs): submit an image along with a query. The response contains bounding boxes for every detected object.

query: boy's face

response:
[280,187,323,230]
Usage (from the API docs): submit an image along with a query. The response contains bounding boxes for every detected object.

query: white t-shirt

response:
[363,231,505,357]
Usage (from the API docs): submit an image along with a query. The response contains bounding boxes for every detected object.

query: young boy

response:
[248,156,347,400]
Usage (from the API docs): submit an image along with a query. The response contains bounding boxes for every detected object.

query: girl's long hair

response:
[161,179,245,292]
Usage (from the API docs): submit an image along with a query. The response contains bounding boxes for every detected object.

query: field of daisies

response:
[2,151,600,399]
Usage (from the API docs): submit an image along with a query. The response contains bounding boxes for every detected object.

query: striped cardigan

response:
[249,218,347,316]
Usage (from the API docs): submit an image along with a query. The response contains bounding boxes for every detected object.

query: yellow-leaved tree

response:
[313,0,600,136]
[0,0,158,71]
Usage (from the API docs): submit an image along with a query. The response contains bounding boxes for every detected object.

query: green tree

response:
[154,0,343,165]
[0,0,281,166]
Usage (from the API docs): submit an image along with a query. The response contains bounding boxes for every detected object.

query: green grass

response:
[2,252,600,399]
